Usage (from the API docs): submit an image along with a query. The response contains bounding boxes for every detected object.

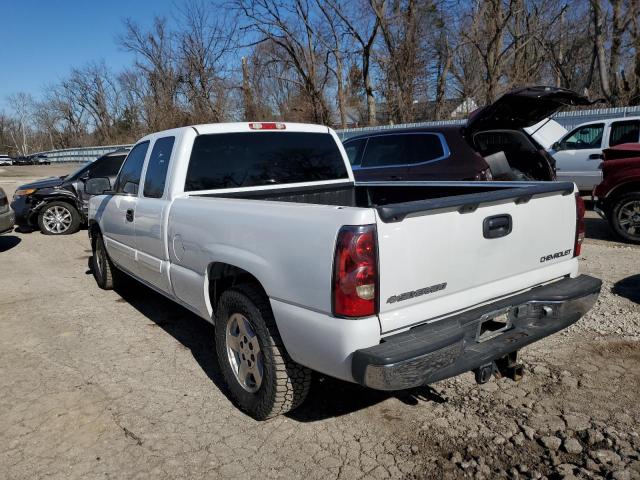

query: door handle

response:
[126,209,134,222]
[483,214,512,239]
[589,153,603,160]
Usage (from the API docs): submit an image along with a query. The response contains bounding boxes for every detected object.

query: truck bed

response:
[198,181,575,223]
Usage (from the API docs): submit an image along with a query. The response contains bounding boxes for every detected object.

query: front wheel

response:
[215,285,311,420]
[609,192,640,244]
[38,201,81,235]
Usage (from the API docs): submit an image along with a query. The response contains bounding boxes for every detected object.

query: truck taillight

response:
[333,225,378,317]
[574,193,585,257]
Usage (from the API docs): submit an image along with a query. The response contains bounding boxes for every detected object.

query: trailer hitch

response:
[473,351,524,384]
[494,351,524,382]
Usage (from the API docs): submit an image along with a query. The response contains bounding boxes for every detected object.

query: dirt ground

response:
[1,165,639,480]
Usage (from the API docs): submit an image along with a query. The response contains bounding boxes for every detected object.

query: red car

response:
[593,143,640,243]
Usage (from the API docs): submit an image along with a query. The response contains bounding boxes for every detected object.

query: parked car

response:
[11,149,129,235]
[12,156,34,165]
[32,154,50,165]
[593,143,640,243]
[343,86,591,182]
[551,116,640,192]
[86,121,601,420]
[0,155,12,166]
[0,188,15,234]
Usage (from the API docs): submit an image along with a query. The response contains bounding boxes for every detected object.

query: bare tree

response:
[235,0,332,124]
[178,0,237,123]
[119,17,184,131]
[325,0,380,125]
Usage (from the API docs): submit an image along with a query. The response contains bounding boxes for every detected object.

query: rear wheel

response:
[38,201,80,235]
[609,192,640,244]
[91,233,119,289]
[215,285,311,420]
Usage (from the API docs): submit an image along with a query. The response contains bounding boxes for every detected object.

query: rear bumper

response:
[0,209,14,234]
[352,275,601,390]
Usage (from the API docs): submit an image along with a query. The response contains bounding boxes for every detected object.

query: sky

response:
[0,0,177,111]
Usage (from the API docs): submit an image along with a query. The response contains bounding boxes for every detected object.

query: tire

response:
[37,201,81,235]
[608,192,640,244]
[215,285,311,420]
[91,233,119,290]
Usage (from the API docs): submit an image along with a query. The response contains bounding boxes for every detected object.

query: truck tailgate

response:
[376,185,579,334]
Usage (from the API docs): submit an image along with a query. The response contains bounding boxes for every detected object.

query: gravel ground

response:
[0,165,639,479]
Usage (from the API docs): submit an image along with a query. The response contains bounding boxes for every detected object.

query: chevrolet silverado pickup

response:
[87,122,601,420]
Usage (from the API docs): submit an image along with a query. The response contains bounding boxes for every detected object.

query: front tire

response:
[38,201,81,235]
[608,192,640,244]
[215,285,311,420]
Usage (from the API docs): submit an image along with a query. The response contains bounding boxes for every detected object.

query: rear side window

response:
[184,132,348,191]
[90,155,126,178]
[144,137,175,198]
[609,120,640,147]
[115,142,149,195]
[361,135,407,168]
[344,138,366,167]
[406,134,446,164]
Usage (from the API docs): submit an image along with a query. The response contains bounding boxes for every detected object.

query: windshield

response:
[65,161,92,181]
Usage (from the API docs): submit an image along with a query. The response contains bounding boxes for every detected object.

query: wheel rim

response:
[225,313,264,393]
[42,205,72,234]
[617,200,640,239]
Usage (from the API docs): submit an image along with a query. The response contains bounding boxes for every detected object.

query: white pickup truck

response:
[87,122,601,420]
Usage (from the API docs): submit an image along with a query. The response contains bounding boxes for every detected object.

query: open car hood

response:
[466,86,593,136]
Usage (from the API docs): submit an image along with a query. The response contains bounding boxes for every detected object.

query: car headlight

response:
[15,188,36,197]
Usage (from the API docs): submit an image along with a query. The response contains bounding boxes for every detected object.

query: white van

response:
[550,117,640,192]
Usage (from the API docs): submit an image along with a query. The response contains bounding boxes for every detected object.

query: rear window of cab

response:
[184,132,348,191]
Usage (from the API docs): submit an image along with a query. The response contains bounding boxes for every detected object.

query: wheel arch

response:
[206,262,269,316]
[604,180,640,207]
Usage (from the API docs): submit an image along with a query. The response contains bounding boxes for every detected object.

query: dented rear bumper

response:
[352,275,601,390]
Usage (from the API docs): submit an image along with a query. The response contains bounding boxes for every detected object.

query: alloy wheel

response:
[225,313,264,393]
[617,199,640,239]
[42,205,72,234]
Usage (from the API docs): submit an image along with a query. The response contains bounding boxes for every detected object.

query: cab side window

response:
[560,124,604,150]
[143,137,175,198]
[115,142,150,195]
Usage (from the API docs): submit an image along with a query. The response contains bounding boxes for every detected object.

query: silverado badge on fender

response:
[540,249,572,263]
[387,282,447,304]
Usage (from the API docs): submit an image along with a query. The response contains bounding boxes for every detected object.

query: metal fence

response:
[33,145,133,164]
[31,105,640,163]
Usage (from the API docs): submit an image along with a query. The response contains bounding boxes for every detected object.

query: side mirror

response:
[551,142,561,151]
[85,177,111,195]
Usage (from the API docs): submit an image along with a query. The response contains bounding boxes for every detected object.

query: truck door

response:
[100,142,149,275]
[134,136,175,294]
[553,123,605,191]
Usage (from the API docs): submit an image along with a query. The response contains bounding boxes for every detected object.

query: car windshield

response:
[65,161,92,180]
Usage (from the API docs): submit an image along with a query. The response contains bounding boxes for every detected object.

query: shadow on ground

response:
[613,274,640,304]
[88,260,448,422]
[0,235,21,252]
[584,217,617,242]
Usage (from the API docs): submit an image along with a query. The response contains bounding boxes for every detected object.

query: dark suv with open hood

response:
[344,86,592,182]
[11,149,129,235]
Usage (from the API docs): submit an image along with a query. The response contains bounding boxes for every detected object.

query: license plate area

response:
[476,308,514,343]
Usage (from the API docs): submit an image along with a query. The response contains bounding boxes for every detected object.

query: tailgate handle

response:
[483,214,512,239]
